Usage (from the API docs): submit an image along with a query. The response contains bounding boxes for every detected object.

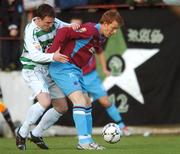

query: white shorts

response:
[22,66,65,99]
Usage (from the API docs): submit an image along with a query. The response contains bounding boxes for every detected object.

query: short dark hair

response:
[36,4,55,19]
[100,10,124,26]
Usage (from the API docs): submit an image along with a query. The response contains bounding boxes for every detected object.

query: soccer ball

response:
[102,123,121,144]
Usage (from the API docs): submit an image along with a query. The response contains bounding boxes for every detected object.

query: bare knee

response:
[36,92,51,108]
[69,91,88,107]
[52,98,68,113]
[99,96,112,108]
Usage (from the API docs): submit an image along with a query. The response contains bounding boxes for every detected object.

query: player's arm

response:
[48,26,96,53]
[97,51,111,76]
[24,29,54,63]
[55,18,80,30]
[24,28,69,63]
[55,18,70,28]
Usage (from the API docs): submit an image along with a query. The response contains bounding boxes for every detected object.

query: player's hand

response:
[103,68,111,76]
[70,23,80,30]
[53,48,69,63]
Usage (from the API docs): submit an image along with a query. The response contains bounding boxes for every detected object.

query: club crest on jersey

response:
[75,27,87,33]
[88,47,96,54]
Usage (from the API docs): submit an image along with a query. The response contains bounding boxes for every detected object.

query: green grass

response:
[1,135,180,154]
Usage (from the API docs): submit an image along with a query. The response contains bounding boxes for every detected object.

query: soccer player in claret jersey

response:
[48,10,124,150]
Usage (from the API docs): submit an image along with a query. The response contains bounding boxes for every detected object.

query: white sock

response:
[19,102,45,138]
[32,108,62,137]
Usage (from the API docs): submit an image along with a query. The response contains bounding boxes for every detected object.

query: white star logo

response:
[103,48,159,104]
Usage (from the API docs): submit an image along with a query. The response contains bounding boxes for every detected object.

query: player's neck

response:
[99,24,104,35]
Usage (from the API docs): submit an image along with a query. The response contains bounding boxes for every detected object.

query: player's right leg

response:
[30,98,68,149]
[29,72,68,149]
[68,91,91,142]
[69,91,105,150]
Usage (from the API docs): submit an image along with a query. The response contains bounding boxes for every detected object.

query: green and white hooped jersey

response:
[20,17,69,70]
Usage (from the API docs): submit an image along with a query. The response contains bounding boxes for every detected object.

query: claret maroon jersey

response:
[47,22,106,68]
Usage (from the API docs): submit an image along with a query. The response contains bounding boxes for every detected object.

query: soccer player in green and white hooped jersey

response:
[16,4,79,150]
[20,17,69,69]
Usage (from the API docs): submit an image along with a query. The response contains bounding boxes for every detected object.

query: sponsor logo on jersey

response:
[75,27,87,33]
[33,42,41,51]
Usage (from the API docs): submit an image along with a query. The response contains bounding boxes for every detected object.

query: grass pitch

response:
[0,135,180,154]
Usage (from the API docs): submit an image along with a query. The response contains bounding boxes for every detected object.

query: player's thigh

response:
[83,74,107,101]
[51,71,83,96]
[45,73,65,99]
[22,69,49,99]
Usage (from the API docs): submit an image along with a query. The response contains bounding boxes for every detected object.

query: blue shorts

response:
[83,70,107,101]
[49,62,86,96]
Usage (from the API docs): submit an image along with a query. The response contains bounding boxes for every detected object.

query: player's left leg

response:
[99,96,132,136]
[83,70,131,136]
[83,70,125,128]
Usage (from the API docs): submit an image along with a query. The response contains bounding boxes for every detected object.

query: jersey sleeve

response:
[96,37,106,54]
[55,18,70,29]
[24,26,54,63]
[47,26,98,53]
[96,48,103,54]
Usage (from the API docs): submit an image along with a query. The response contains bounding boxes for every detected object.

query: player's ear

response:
[105,22,109,29]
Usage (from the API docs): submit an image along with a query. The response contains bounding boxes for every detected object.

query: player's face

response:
[103,21,119,37]
[39,16,54,31]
